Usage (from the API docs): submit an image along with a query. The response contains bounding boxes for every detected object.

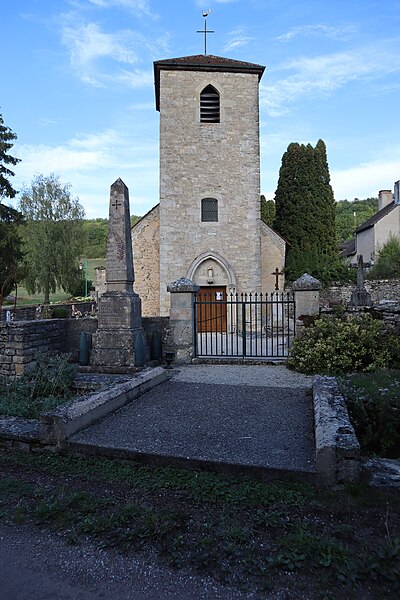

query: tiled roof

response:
[154,54,265,111]
[356,201,396,233]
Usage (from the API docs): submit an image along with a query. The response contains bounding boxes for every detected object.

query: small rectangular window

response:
[201,198,218,222]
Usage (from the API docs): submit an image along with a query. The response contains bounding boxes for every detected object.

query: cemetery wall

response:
[0,301,95,322]
[320,279,400,306]
[0,320,67,378]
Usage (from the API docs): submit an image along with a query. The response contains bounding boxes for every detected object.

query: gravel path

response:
[71,365,315,474]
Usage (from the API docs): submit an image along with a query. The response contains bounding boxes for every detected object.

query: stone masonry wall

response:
[0,320,67,378]
[132,205,160,317]
[320,279,400,306]
[159,69,262,316]
[260,222,286,294]
[0,301,95,322]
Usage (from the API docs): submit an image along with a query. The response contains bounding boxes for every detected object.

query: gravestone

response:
[348,255,372,308]
[91,179,144,369]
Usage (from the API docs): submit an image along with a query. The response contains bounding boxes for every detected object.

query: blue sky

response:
[2,0,400,218]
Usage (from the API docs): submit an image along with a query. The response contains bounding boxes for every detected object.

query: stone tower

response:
[154,55,266,316]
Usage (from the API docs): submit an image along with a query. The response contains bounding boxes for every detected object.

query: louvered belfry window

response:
[200,85,220,123]
[201,198,218,222]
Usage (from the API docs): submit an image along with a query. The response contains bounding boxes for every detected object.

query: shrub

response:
[0,353,76,419]
[339,371,400,458]
[287,315,400,375]
[367,235,400,280]
[52,307,68,318]
[67,278,93,298]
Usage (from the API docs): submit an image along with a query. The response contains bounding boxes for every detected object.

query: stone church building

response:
[132,54,286,317]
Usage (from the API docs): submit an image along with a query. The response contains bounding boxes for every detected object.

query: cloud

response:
[60,19,162,87]
[223,28,253,52]
[261,44,400,117]
[12,129,159,218]
[276,24,357,43]
[87,0,155,18]
[331,158,400,200]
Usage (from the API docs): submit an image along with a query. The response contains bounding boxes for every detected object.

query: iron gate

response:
[193,291,295,359]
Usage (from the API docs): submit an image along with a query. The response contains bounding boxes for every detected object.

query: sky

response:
[2,0,400,219]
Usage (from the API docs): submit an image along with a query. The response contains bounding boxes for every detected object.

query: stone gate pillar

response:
[292,273,320,334]
[166,278,199,364]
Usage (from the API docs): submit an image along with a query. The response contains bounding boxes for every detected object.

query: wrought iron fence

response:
[193,291,295,358]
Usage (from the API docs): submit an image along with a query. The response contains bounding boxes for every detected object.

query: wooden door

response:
[197,286,227,333]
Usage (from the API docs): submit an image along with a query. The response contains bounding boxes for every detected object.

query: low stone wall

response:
[313,376,360,485]
[0,301,95,322]
[320,278,400,306]
[0,320,67,378]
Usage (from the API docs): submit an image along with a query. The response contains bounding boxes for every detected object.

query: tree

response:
[18,174,85,303]
[274,140,339,283]
[0,111,24,306]
[260,195,276,227]
[367,235,400,280]
[335,198,378,243]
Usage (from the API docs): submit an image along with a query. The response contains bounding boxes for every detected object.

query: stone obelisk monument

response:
[91,178,144,369]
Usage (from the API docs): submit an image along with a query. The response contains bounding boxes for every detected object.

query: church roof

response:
[355,201,396,234]
[154,54,265,111]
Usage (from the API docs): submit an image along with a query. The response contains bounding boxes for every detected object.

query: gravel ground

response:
[0,523,269,600]
[71,365,316,473]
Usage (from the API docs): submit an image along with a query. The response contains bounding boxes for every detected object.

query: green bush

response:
[287,315,400,375]
[0,353,76,419]
[367,234,400,280]
[67,278,93,298]
[52,307,68,318]
[339,371,400,458]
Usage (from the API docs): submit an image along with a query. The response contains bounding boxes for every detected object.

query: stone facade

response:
[159,68,262,316]
[132,205,160,316]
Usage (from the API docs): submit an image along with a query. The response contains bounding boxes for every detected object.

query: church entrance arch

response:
[187,252,236,334]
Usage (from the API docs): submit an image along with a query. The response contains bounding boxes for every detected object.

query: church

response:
[131,53,286,318]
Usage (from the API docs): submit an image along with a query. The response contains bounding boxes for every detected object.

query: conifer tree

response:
[274,139,339,283]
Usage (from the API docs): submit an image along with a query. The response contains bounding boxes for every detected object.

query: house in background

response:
[341,181,400,266]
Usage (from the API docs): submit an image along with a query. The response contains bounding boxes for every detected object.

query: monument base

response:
[91,327,144,368]
[91,291,145,368]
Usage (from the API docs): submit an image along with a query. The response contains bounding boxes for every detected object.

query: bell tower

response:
[154,54,265,316]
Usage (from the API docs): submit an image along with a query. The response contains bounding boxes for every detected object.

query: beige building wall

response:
[131,205,160,317]
[375,206,400,253]
[158,70,262,316]
[260,222,286,294]
[352,227,375,265]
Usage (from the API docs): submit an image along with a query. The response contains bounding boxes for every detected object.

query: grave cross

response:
[197,11,214,55]
[271,267,283,291]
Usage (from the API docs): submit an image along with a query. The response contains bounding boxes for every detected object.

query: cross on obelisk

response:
[197,11,214,55]
[271,267,283,291]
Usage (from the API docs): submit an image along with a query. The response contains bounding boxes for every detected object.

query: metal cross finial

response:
[197,10,214,55]
[271,267,283,291]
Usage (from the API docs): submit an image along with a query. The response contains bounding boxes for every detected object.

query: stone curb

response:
[40,367,170,446]
[313,375,360,485]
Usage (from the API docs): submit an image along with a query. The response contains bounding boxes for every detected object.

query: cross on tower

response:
[271,267,283,291]
[197,11,214,55]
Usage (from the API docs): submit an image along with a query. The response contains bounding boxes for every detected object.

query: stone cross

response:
[106,178,135,293]
[356,254,365,290]
[271,267,283,291]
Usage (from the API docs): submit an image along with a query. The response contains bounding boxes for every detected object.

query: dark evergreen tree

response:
[260,195,276,227]
[274,139,340,283]
[0,111,24,306]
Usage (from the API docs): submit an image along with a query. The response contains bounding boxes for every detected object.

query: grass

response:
[339,370,400,458]
[0,451,399,598]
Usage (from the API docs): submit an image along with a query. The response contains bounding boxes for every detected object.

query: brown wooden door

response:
[197,286,227,333]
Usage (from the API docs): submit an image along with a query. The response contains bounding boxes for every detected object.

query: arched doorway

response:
[187,252,236,333]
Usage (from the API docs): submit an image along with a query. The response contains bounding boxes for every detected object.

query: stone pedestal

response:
[91,291,143,367]
[292,273,321,334]
[166,277,199,364]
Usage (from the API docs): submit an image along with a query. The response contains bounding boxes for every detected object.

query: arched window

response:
[201,198,218,222]
[200,85,220,123]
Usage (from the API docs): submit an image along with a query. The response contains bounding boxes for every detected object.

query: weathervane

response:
[197,10,214,55]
